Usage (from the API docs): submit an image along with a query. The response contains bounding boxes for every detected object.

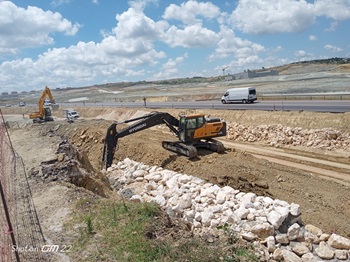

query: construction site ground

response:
[3,104,350,259]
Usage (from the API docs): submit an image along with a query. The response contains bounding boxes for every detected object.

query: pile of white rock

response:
[227,123,350,150]
[107,158,350,261]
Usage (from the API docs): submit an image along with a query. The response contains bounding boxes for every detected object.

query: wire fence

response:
[0,109,18,262]
[0,109,47,262]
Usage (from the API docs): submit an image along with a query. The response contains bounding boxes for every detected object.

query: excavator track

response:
[162,141,197,159]
[162,139,225,158]
[207,139,225,153]
[191,139,225,153]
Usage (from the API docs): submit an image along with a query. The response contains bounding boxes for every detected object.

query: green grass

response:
[67,198,258,262]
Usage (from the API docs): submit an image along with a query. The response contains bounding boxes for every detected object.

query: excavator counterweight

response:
[102,111,226,169]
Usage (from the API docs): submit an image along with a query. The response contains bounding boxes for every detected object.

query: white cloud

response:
[162,54,187,70]
[114,8,166,40]
[209,26,265,61]
[324,44,343,52]
[50,0,70,8]
[0,1,79,52]
[163,1,220,25]
[314,0,350,20]
[101,35,163,59]
[295,50,307,57]
[92,0,99,4]
[273,46,284,52]
[0,37,167,91]
[128,0,158,11]
[309,35,318,41]
[0,6,168,91]
[229,55,261,68]
[229,0,350,35]
[154,54,188,79]
[163,24,219,48]
[294,50,315,61]
[325,21,339,32]
[230,0,315,34]
[0,3,169,91]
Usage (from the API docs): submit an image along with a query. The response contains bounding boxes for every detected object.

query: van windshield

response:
[249,89,256,95]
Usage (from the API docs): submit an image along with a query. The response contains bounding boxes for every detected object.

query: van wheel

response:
[242,99,247,104]
[221,100,226,104]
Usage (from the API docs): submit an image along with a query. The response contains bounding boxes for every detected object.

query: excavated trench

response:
[40,136,112,197]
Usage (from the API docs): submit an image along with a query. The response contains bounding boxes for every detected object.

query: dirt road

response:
[222,141,350,186]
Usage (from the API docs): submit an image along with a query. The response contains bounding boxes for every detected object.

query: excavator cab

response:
[43,108,53,121]
[32,107,53,123]
[179,115,202,142]
[178,114,227,143]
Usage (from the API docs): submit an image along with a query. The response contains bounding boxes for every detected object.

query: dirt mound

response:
[227,123,350,151]
[338,64,350,72]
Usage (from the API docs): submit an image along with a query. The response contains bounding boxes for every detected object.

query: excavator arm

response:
[102,111,180,169]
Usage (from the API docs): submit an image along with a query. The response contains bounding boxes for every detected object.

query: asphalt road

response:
[61,100,350,113]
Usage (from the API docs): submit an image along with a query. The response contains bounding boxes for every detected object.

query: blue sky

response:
[0,0,349,92]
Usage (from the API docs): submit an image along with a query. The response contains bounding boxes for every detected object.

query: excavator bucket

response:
[102,123,118,170]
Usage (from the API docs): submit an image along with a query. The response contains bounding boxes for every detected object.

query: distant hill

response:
[270,58,350,75]
[84,58,350,90]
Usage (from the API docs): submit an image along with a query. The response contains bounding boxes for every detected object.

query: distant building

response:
[11,91,18,95]
[225,75,235,81]
[1,92,9,96]
[232,69,278,80]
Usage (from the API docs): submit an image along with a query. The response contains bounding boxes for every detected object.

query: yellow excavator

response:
[29,86,59,123]
[102,111,227,169]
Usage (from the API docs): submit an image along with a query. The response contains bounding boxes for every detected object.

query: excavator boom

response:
[103,112,179,169]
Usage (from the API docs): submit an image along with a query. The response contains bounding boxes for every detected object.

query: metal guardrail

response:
[259,92,350,100]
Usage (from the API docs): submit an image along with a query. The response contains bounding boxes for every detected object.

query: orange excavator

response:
[102,111,227,169]
[29,86,59,123]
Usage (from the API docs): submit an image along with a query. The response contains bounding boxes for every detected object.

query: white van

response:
[221,87,257,104]
[63,109,79,119]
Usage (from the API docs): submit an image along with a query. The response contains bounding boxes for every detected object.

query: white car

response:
[44,99,51,106]
[18,101,26,107]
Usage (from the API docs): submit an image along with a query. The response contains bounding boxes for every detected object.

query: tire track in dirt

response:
[221,140,350,186]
